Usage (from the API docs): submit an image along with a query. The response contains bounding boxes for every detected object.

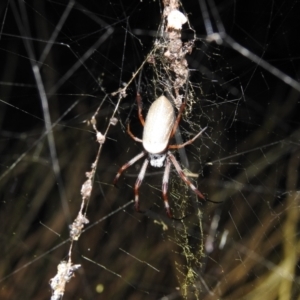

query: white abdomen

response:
[142,96,175,154]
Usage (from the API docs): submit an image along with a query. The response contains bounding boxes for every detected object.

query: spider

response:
[114,93,209,218]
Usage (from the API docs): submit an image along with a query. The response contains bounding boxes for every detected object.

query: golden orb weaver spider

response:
[114,93,210,218]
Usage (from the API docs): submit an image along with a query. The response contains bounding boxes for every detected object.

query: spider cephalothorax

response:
[114,94,207,217]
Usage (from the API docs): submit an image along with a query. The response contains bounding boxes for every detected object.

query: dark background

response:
[1,0,300,299]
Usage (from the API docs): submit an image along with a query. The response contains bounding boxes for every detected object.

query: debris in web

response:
[49,0,198,298]
[112,0,194,110]
[50,260,81,300]
[161,0,194,108]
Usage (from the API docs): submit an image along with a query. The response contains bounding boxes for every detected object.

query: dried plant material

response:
[69,212,89,241]
[167,9,187,30]
[161,2,194,108]
[110,117,118,126]
[96,132,106,144]
[50,261,81,300]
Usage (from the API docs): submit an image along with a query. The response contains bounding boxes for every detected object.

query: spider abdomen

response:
[114,92,209,218]
[142,96,175,154]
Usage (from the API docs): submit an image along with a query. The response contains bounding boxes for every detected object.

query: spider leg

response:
[162,156,172,218]
[168,126,207,150]
[113,151,147,185]
[134,158,149,212]
[168,152,206,200]
[127,123,143,143]
[135,69,145,126]
[170,100,186,137]
[136,93,145,126]
[170,73,193,138]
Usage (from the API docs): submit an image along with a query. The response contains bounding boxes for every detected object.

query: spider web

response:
[1,0,300,299]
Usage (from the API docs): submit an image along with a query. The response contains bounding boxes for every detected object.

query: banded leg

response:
[127,123,142,143]
[136,93,145,126]
[168,127,207,150]
[113,151,147,185]
[168,152,205,200]
[170,100,187,137]
[134,158,149,212]
[162,156,172,218]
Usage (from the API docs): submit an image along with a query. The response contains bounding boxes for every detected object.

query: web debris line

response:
[29,3,117,299]
[48,34,147,296]
[49,93,109,298]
